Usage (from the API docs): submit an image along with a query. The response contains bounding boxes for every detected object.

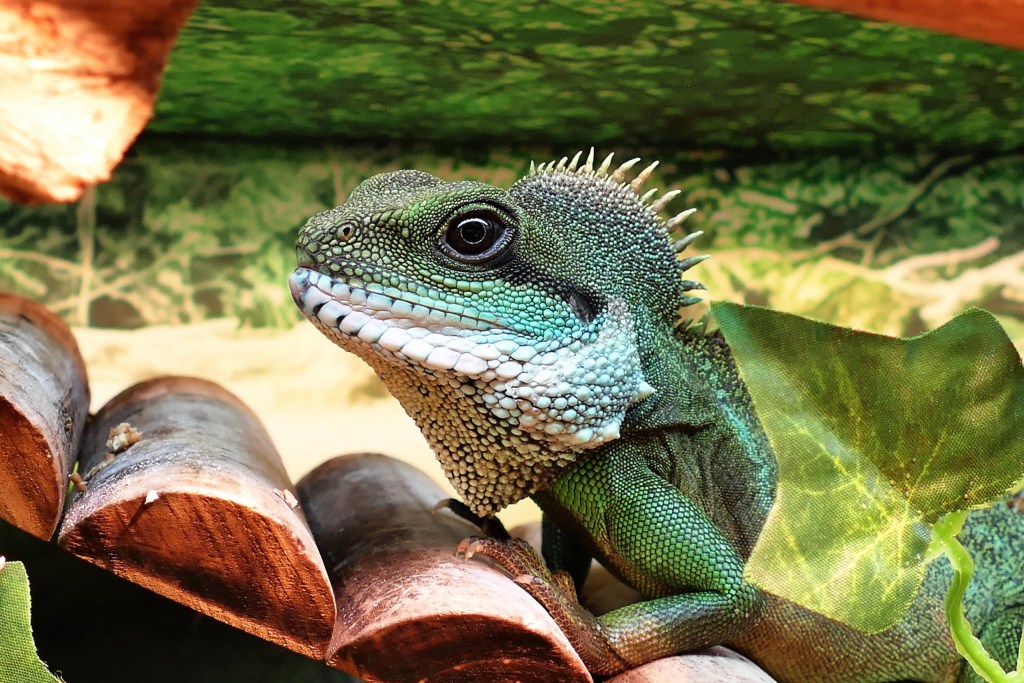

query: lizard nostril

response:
[295,247,316,269]
[336,222,357,242]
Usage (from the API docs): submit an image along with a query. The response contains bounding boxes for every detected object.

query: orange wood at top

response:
[783,0,1024,50]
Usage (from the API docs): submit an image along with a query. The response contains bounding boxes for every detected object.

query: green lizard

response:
[289,151,1024,681]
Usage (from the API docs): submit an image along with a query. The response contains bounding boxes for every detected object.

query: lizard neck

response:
[603,312,724,436]
[358,348,579,517]
[537,325,778,558]
[654,327,779,555]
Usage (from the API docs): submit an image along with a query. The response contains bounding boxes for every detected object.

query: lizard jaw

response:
[291,265,654,448]
[290,265,656,513]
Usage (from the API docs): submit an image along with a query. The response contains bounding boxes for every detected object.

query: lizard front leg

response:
[542,513,593,593]
[457,534,626,672]
[592,479,765,668]
[464,447,766,676]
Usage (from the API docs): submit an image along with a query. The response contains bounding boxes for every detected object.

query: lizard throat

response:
[290,266,655,514]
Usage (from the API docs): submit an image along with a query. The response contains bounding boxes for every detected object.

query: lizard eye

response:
[335,222,357,242]
[439,211,513,264]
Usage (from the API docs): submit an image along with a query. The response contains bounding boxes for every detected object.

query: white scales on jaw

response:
[292,269,654,450]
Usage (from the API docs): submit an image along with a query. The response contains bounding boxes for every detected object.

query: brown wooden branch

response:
[883,236,1000,279]
[299,453,592,683]
[0,293,89,539]
[608,648,778,683]
[0,0,199,203]
[58,377,335,659]
[881,238,1024,323]
[782,0,1024,50]
[0,250,81,274]
[45,235,201,323]
[804,231,870,260]
[76,186,97,325]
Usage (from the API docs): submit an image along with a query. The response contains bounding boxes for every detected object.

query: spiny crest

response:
[677,309,715,338]
[528,148,709,313]
[529,148,700,240]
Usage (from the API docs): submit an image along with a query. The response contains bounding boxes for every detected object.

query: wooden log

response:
[299,453,591,683]
[0,0,199,203]
[782,0,1024,50]
[58,376,334,659]
[607,648,778,683]
[0,293,89,540]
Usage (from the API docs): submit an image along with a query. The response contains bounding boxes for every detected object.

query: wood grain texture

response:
[58,376,334,659]
[0,293,89,540]
[299,453,591,683]
[0,0,198,203]
[783,0,1024,49]
[607,647,778,683]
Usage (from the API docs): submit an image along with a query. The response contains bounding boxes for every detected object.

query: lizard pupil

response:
[459,219,488,246]
[336,223,356,242]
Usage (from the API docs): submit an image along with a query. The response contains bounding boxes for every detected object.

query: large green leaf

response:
[712,302,1024,632]
[0,560,61,683]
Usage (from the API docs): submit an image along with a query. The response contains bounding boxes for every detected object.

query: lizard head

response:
[290,150,704,514]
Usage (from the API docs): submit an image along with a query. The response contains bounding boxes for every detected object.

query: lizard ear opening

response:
[566,290,595,324]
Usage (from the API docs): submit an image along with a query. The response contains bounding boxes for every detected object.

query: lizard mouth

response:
[290,267,502,331]
[289,266,521,372]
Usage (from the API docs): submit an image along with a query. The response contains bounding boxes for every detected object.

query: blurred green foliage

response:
[154,1,1024,152]
[2,143,1024,348]
[0,143,1020,349]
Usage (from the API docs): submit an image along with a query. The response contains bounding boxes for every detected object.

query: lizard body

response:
[290,152,1024,681]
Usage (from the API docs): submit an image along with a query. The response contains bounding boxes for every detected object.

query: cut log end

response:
[0,0,200,203]
[0,399,64,540]
[781,0,1024,50]
[58,375,334,658]
[0,294,89,539]
[339,613,591,683]
[299,454,591,683]
[60,485,334,659]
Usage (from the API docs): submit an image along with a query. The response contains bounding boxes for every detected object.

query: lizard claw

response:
[435,498,511,539]
[455,536,480,560]
[455,536,549,579]
[514,573,540,586]
[454,533,630,675]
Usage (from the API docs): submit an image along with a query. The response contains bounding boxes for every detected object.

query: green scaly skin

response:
[289,151,1024,682]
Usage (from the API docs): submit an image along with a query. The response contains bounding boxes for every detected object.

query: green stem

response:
[1018,624,1024,676]
[934,511,1021,683]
